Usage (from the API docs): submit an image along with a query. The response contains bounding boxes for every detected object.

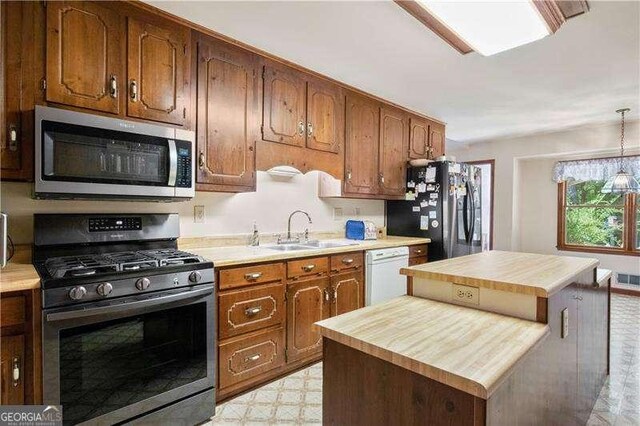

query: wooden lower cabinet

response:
[0,334,25,405]
[330,271,363,316]
[286,276,331,363]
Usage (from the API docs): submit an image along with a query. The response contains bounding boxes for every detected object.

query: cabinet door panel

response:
[344,94,379,195]
[46,1,123,114]
[196,36,258,191]
[127,18,188,125]
[408,116,429,159]
[262,64,306,147]
[306,79,343,153]
[286,277,330,363]
[379,107,407,197]
[429,120,445,159]
[331,271,363,317]
[0,334,25,405]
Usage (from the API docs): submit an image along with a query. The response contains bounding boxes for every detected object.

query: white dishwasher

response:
[365,246,410,306]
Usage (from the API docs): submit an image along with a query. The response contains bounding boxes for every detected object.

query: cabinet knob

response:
[109,75,118,98]
[333,288,337,303]
[379,173,385,184]
[12,357,20,387]
[8,125,18,152]
[323,289,330,302]
[346,170,352,181]
[298,121,305,135]
[129,79,138,102]
[198,152,205,169]
[307,122,313,137]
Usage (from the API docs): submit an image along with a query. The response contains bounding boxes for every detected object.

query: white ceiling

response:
[148,0,640,145]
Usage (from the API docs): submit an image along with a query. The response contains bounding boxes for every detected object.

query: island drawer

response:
[219,262,285,290]
[330,252,363,273]
[218,327,286,389]
[409,245,428,259]
[0,295,26,327]
[218,282,285,339]
[287,256,329,280]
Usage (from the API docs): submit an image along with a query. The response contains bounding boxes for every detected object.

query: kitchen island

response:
[315,251,609,425]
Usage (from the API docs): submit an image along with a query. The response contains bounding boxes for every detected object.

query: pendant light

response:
[602,108,640,194]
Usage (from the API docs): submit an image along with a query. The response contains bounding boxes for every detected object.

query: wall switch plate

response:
[452,284,479,305]
[194,205,205,223]
[561,308,569,338]
[333,207,343,220]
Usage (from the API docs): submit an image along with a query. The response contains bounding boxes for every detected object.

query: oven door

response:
[42,284,215,426]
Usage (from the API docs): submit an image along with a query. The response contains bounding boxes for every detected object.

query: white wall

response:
[449,119,640,275]
[0,171,384,244]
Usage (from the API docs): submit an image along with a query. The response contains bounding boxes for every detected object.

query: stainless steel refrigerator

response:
[386,161,483,261]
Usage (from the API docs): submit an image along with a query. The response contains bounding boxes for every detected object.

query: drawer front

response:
[287,256,329,280]
[330,252,364,273]
[219,327,285,389]
[219,262,285,290]
[0,296,25,327]
[219,282,285,339]
[408,256,428,267]
[409,244,428,259]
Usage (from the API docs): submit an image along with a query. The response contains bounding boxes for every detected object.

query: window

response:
[558,180,639,256]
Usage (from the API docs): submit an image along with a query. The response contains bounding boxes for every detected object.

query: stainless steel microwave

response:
[34,106,195,201]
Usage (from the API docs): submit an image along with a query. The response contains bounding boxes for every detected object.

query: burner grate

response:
[140,249,204,266]
[45,255,119,279]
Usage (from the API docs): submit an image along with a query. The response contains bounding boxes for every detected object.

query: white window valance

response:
[553,155,640,183]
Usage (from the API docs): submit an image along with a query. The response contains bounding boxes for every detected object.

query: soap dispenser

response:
[249,221,260,246]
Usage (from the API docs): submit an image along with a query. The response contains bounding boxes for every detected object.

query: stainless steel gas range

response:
[33,213,215,426]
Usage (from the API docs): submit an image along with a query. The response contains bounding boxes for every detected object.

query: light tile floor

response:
[205,294,640,425]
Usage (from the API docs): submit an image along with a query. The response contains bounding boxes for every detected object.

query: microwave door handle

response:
[45,286,213,323]
[168,139,177,186]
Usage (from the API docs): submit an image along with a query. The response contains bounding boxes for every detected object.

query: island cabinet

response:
[408,114,446,160]
[194,33,260,193]
[0,290,42,405]
[215,251,364,402]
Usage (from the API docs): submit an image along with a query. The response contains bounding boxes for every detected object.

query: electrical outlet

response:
[452,284,479,305]
[194,205,205,223]
[333,207,343,220]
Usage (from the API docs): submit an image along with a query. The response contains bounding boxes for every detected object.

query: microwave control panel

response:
[175,141,192,188]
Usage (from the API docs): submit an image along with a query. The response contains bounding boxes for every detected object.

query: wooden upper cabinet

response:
[429,120,445,158]
[344,93,379,195]
[379,106,407,197]
[306,79,344,153]
[262,63,306,147]
[330,271,363,317]
[45,1,123,114]
[195,35,259,192]
[0,334,25,405]
[127,17,189,125]
[408,116,429,159]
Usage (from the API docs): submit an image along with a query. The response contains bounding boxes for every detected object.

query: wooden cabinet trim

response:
[379,106,408,197]
[306,77,344,154]
[262,63,306,147]
[344,93,380,195]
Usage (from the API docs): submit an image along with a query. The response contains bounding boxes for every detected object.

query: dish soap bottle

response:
[249,221,260,246]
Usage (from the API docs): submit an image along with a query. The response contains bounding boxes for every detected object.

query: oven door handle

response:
[45,286,213,322]
[168,139,177,187]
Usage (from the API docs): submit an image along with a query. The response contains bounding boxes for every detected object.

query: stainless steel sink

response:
[263,244,312,252]
[300,240,359,249]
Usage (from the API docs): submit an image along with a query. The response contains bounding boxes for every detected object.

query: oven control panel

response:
[89,217,142,232]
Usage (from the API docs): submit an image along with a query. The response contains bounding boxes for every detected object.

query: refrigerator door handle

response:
[447,191,456,259]
[468,182,476,244]
[462,183,471,243]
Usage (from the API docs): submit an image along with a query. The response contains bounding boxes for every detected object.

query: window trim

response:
[557,181,639,256]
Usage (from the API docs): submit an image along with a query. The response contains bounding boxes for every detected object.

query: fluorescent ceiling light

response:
[417,1,551,56]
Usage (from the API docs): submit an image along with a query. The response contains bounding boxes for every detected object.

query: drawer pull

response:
[341,258,354,265]
[323,289,330,302]
[245,306,262,316]
[244,272,263,281]
[245,354,261,362]
[129,79,138,101]
[333,288,338,303]
[302,264,316,272]
[12,357,20,386]
[414,249,423,254]
[109,74,118,98]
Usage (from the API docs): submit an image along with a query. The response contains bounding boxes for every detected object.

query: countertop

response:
[315,296,550,399]
[401,250,598,297]
[0,247,40,294]
[189,236,430,268]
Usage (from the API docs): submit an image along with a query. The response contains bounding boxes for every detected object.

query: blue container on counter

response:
[345,220,365,240]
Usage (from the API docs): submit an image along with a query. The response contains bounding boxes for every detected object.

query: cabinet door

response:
[0,334,25,405]
[429,120,445,159]
[262,64,306,147]
[379,106,408,197]
[330,271,363,317]
[408,116,429,159]
[344,94,379,195]
[306,78,343,153]
[286,277,330,363]
[196,35,258,192]
[127,17,189,125]
[46,1,123,114]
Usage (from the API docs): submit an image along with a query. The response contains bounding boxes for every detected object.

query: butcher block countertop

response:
[188,236,430,268]
[315,296,550,399]
[0,247,40,293]
[401,250,598,297]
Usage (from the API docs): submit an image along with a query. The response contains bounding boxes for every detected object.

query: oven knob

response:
[135,277,151,291]
[96,282,113,297]
[189,271,202,283]
[68,286,87,301]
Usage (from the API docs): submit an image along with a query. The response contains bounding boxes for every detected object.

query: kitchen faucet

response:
[280,210,313,244]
